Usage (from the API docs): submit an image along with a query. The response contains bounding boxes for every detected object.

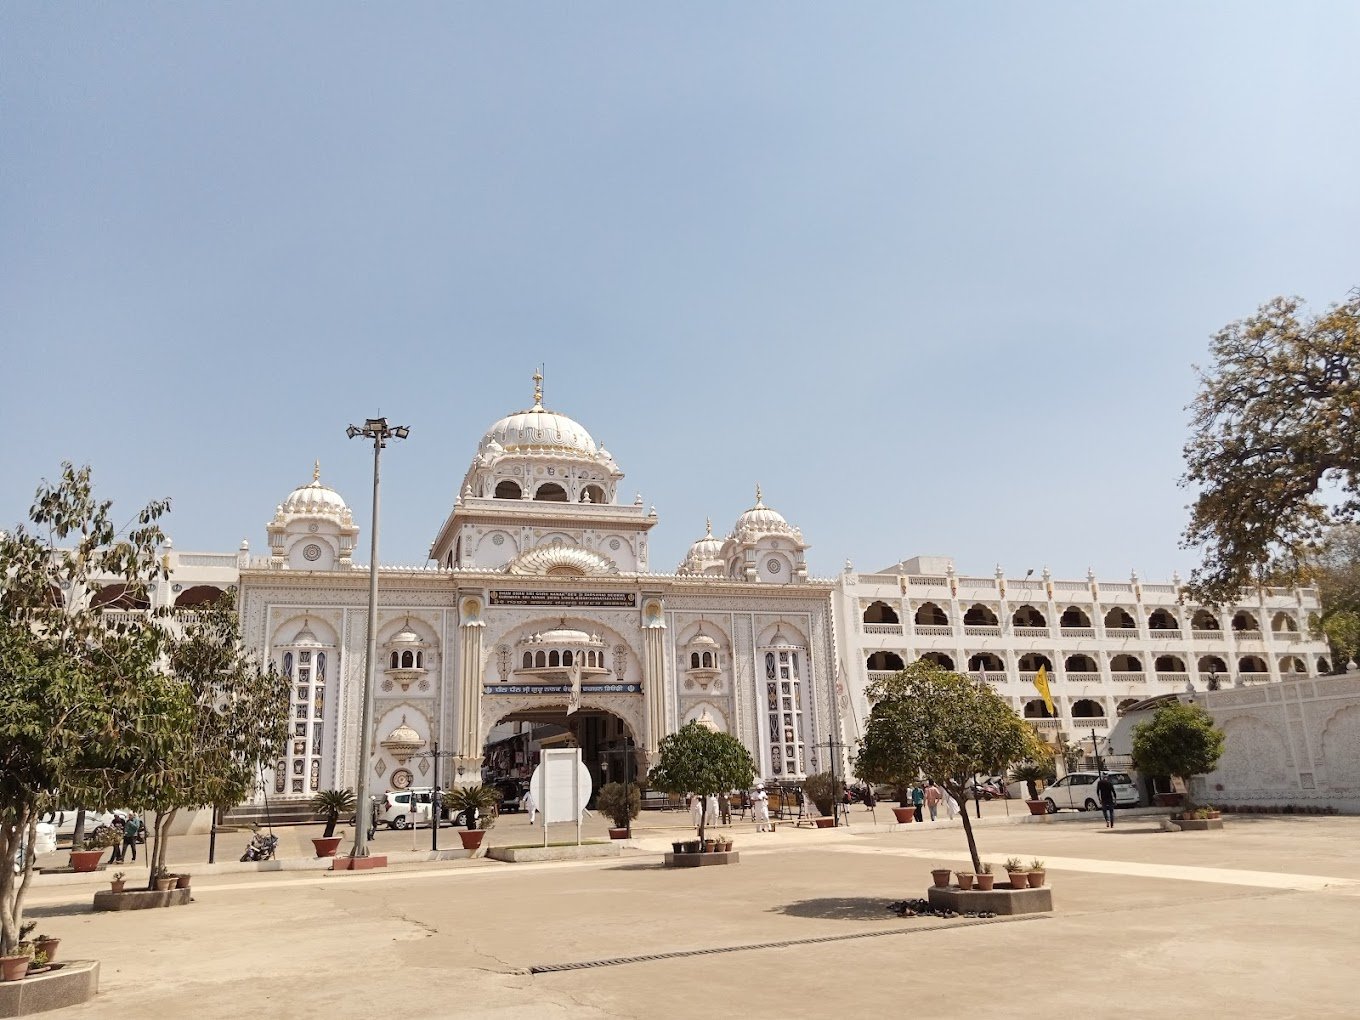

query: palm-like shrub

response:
[447,784,501,830]
[596,782,641,830]
[1009,761,1053,800]
[311,788,356,838]
[801,772,844,816]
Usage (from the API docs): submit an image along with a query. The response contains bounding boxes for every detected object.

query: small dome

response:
[734,485,787,532]
[479,405,598,460]
[687,519,724,561]
[689,631,719,649]
[386,717,421,744]
[279,461,351,520]
[390,621,425,646]
[533,625,600,646]
[292,620,323,646]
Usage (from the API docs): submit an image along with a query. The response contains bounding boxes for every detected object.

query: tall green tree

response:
[1131,702,1225,799]
[0,464,171,954]
[647,722,756,844]
[1181,291,1360,605]
[853,661,1048,874]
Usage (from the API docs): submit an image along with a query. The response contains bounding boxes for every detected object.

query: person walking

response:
[120,812,141,863]
[1096,772,1117,828]
[110,813,127,864]
[943,788,959,820]
[752,782,771,832]
[924,782,944,821]
[911,784,925,823]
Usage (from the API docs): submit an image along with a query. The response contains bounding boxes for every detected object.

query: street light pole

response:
[346,417,409,859]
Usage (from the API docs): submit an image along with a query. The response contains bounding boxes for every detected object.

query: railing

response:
[1273,631,1301,642]
[1030,719,1060,731]
[863,623,903,635]
[1142,584,1176,594]
[1105,626,1138,638]
[1063,671,1102,683]
[1060,626,1095,638]
[914,625,953,637]
[970,671,1007,683]
[101,610,146,628]
[1156,672,1188,684]
[1233,629,1264,638]
[964,625,1001,637]
[1072,715,1108,727]
[1193,630,1223,640]
[858,573,901,585]
[178,553,239,568]
[1102,583,1134,593]
[1149,630,1183,639]
[1014,626,1050,638]
[908,576,948,587]
[1111,672,1146,682]
[1054,581,1090,591]
[866,671,897,683]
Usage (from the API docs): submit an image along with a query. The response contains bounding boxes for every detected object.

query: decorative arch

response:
[964,604,999,626]
[1022,699,1052,719]
[476,697,645,753]
[581,484,606,504]
[1238,655,1268,673]
[1154,654,1185,672]
[1191,608,1221,630]
[1065,653,1098,672]
[1018,653,1052,671]
[506,544,619,577]
[863,600,900,625]
[1321,705,1360,788]
[175,584,226,608]
[91,583,150,610]
[1060,606,1092,628]
[1198,654,1228,674]
[1071,698,1104,718]
[1317,656,1333,674]
[1012,605,1046,628]
[1278,655,1307,674]
[866,651,905,671]
[1110,654,1142,672]
[1147,608,1179,631]
[1104,607,1135,629]
[1271,611,1299,633]
[1232,610,1260,632]
[494,479,522,499]
[919,651,954,670]
[1116,698,1141,716]
[682,702,728,732]
[969,652,1005,671]
[534,482,569,502]
[914,602,948,627]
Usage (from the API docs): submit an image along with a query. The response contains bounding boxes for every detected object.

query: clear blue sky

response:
[3,4,1357,580]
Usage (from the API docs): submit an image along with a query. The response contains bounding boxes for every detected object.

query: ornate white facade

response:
[833,555,1329,754]
[72,379,1331,804]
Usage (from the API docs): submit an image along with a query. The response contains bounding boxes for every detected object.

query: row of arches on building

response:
[492,479,607,504]
[83,583,228,611]
[865,650,1328,675]
[521,648,605,669]
[864,601,1304,633]
[1022,697,1133,720]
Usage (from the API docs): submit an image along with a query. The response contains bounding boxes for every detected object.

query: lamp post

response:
[408,742,460,851]
[346,417,409,859]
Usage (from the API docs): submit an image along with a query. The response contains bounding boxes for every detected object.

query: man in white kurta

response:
[751,782,771,832]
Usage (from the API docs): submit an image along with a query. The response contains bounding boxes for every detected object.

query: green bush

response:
[801,771,844,816]
[596,782,641,829]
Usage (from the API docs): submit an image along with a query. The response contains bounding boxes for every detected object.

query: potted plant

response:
[1011,760,1053,815]
[175,872,192,889]
[931,868,953,887]
[955,870,975,891]
[153,866,177,892]
[110,870,127,894]
[802,772,844,824]
[447,784,501,851]
[32,933,59,965]
[1027,858,1047,888]
[70,827,116,873]
[1,923,36,982]
[976,863,995,891]
[310,787,355,857]
[1132,702,1226,814]
[596,782,641,839]
[1004,857,1028,889]
[646,721,757,861]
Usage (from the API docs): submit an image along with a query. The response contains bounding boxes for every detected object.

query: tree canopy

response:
[1131,702,1225,790]
[647,721,756,842]
[1181,291,1360,605]
[854,660,1048,873]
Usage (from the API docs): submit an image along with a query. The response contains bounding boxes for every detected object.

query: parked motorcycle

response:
[240,831,278,862]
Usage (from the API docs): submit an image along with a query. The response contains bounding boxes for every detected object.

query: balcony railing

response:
[1072,715,1108,727]
[1029,719,1060,731]
[1064,671,1101,683]
[1105,626,1138,638]
[866,671,897,683]
[1061,627,1095,639]
[1014,626,1050,638]
[1111,671,1146,682]
[863,623,903,635]
[970,670,1007,683]
[964,625,1001,637]
[1149,630,1183,639]
[1273,631,1301,642]
[1193,629,1224,640]
[1156,672,1188,684]
[914,625,953,637]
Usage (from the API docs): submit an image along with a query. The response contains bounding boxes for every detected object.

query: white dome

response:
[687,519,724,561]
[689,631,719,649]
[733,485,789,532]
[534,626,598,645]
[279,462,351,521]
[479,405,598,459]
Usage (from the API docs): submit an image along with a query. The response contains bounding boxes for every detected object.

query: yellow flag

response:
[1033,665,1054,716]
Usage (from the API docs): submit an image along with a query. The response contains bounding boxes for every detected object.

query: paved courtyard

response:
[20,811,1360,1018]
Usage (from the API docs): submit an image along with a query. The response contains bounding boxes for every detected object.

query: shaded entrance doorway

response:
[481,705,641,810]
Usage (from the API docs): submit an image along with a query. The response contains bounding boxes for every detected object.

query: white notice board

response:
[528,748,593,832]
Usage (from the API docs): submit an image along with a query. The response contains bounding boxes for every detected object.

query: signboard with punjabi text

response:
[488,590,637,608]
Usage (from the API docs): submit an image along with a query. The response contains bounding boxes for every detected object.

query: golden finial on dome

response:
[755,483,764,506]
[313,460,321,483]
[705,516,713,536]
[532,365,544,409]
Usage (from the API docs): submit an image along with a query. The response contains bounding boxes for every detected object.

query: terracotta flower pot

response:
[458,830,486,851]
[34,939,59,965]
[608,827,630,840]
[110,880,125,894]
[1007,872,1028,889]
[1025,800,1048,816]
[69,849,105,873]
[931,869,953,887]
[175,874,191,889]
[956,872,975,891]
[975,874,996,891]
[814,817,835,828]
[893,808,915,823]
[312,836,343,858]
[155,877,177,892]
[1027,870,1046,888]
[671,842,684,853]
[1,955,31,982]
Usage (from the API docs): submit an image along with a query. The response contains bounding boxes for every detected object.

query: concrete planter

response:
[1175,817,1224,831]
[93,888,190,911]
[330,855,388,872]
[664,851,739,868]
[0,960,99,1017]
[487,843,619,864]
[927,884,1053,916]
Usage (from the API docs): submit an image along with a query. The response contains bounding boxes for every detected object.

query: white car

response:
[48,809,118,841]
[1041,772,1140,813]
[11,822,57,873]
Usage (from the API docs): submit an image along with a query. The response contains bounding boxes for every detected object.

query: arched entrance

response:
[480,702,643,809]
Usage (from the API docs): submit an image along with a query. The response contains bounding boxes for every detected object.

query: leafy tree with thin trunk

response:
[1181,291,1360,605]
[854,661,1048,874]
[1131,702,1225,803]
[0,465,171,954]
[647,722,757,845]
